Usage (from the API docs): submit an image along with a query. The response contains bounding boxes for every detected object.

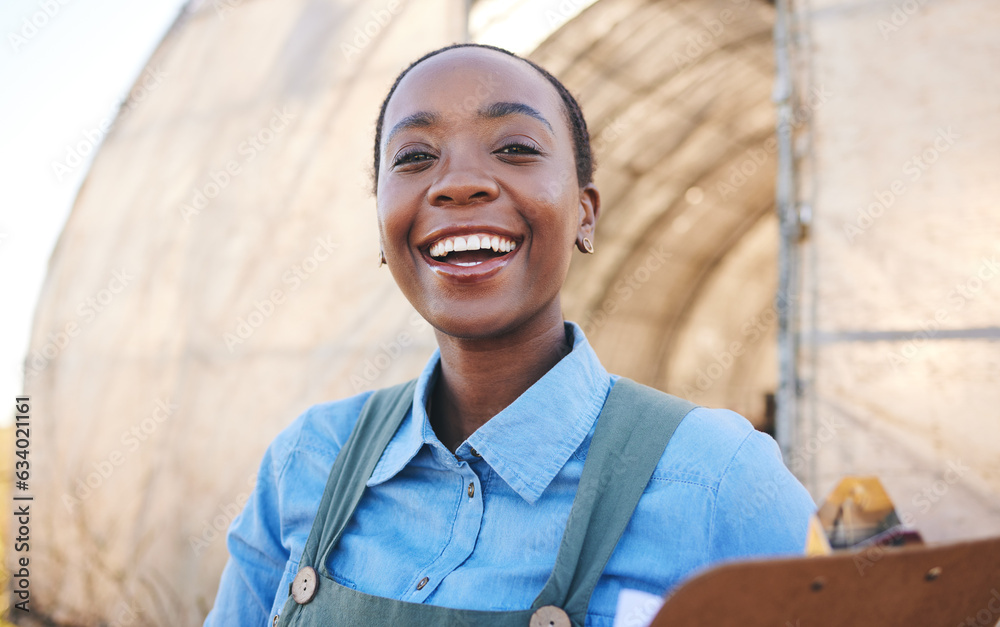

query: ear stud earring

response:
[378,250,386,267]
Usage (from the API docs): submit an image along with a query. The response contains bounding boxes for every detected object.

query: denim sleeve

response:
[709,430,816,560]
[204,437,289,627]
[203,396,369,626]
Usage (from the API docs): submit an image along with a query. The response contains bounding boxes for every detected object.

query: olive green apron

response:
[275,377,697,627]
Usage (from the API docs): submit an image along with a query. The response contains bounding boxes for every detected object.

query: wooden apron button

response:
[291,566,318,604]
[530,605,571,627]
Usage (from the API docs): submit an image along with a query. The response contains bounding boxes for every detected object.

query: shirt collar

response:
[366,321,612,504]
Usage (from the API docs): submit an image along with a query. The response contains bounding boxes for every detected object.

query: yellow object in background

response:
[813,476,923,551]
[805,514,832,556]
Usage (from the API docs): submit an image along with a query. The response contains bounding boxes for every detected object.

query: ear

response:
[575,182,601,253]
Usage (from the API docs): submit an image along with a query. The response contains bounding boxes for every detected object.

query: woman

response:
[206,43,815,627]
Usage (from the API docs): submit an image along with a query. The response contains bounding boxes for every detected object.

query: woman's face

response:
[376,47,599,340]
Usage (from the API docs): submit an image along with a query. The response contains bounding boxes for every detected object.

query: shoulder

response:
[601,389,812,602]
[644,398,814,558]
[266,390,376,482]
[649,401,765,490]
[642,392,815,527]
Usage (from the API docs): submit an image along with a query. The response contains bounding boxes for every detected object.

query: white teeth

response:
[428,233,518,259]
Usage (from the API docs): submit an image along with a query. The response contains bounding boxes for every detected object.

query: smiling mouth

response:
[427,233,518,267]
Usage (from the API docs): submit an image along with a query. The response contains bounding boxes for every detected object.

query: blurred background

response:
[2,0,998,623]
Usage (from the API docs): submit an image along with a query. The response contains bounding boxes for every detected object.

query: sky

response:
[0,0,190,426]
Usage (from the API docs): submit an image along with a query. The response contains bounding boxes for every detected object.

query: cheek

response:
[515,179,580,239]
[516,203,578,278]
[376,193,416,249]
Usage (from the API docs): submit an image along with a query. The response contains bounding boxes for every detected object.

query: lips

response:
[419,228,521,282]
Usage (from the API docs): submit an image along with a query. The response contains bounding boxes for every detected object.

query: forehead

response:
[383,47,566,140]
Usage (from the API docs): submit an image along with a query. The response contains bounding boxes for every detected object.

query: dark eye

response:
[393,150,435,167]
[495,142,540,156]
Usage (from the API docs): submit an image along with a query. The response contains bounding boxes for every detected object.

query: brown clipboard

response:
[649,535,1000,626]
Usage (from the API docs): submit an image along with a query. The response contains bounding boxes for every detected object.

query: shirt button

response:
[468,482,475,498]
[416,576,429,590]
[470,446,481,457]
[530,605,571,627]
[291,566,318,604]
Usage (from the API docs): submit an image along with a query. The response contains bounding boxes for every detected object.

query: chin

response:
[422,303,530,342]
[432,315,518,341]
[420,292,564,343]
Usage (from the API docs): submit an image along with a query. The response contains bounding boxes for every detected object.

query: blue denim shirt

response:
[205,322,815,626]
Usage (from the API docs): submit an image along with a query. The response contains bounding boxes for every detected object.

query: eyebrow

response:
[384,111,440,149]
[383,101,554,150]
[478,101,554,133]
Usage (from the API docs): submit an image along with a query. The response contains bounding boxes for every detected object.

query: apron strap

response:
[291,376,696,627]
[296,378,418,570]
[531,377,697,623]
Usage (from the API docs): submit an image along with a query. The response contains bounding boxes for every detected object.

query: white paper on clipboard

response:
[612,588,664,627]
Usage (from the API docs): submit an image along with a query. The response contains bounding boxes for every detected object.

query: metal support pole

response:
[772,0,799,464]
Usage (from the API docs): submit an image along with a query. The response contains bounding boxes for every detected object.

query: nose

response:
[426,157,500,207]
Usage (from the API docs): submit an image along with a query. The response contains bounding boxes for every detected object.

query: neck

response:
[429,307,571,452]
